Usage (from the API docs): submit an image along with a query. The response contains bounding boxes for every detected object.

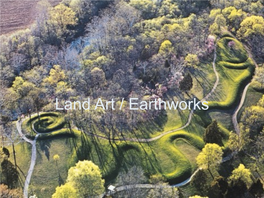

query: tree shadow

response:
[58,173,64,186]
[38,139,51,160]
[1,159,19,189]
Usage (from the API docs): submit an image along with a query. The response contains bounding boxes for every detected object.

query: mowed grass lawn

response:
[175,139,201,171]
[29,138,73,198]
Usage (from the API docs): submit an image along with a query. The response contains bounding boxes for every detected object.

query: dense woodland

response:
[1,0,264,197]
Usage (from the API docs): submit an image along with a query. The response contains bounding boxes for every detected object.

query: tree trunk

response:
[208,168,214,179]
[256,168,264,182]
[12,142,17,169]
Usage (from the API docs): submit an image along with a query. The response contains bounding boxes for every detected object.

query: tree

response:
[226,178,248,198]
[35,0,52,39]
[53,154,60,164]
[229,164,252,187]
[208,176,228,198]
[240,105,264,150]
[251,66,264,90]
[158,40,174,55]
[67,160,105,197]
[196,143,223,179]
[55,81,74,100]
[116,166,147,197]
[251,130,264,180]
[227,132,241,157]
[52,183,79,198]
[227,8,246,31]
[0,184,22,198]
[129,0,157,19]
[237,15,264,60]
[237,16,264,39]
[147,185,179,198]
[191,169,209,195]
[48,3,77,41]
[179,73,193,92]
[184,54,199,68]
[158,0,180,18]
[53,154,60,178]
[69,0,93,23]
[147,174,179,197]
[116,166,147,185]
[90,67,106,89]
[203,120,222,146]
[44,65,66,85]
[249,179,264,198]
[209,14,226,35]
[43,65,68,97]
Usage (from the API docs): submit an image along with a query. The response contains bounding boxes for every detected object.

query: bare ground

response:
[0,0,61,35]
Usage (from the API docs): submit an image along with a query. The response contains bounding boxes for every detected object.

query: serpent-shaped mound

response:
[30,113,66,133]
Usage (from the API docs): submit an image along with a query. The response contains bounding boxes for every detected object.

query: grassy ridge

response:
[22,112,66,134]
[216,36,248,63]
[207,36,255,109]
[68,129,205,184]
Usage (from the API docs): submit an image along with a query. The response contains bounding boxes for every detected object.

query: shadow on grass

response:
[58,173,64,186]
[39,139,51,160]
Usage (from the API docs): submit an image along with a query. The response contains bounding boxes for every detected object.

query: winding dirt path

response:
[103,154,234,197]
[16,120,39,198]
[232,83,250,134]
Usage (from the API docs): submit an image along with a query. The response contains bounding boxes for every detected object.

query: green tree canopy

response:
[229,164,252,187]
[203,120,223,145]
[44,65,66,85]
[227,132,240,153]
[238,16,264,39]
[52,183,79,198]
[208,176,228,198]
[196,143,223,178]
[67,160,105,197]
[179,73,193,92]
[184,54,199,68]
[48,3,77,38]
[159,40,174,55]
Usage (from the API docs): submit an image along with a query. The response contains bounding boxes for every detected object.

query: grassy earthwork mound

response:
[207,35,255,109]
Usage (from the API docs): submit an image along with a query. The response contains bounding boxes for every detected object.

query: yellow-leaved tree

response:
[67,160,105,197]
[48,3,77,38]
[52,160,105,197]
[52,183,78,198]
[229,164,252,187]
[196,143,223,179]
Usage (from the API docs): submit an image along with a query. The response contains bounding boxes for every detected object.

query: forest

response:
[0,0,264,197]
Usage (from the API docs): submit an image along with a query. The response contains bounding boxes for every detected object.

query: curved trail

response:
[16,120,39,198]
[232,83,250,134]
[104,154,234,197]
[103,183,179,197]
